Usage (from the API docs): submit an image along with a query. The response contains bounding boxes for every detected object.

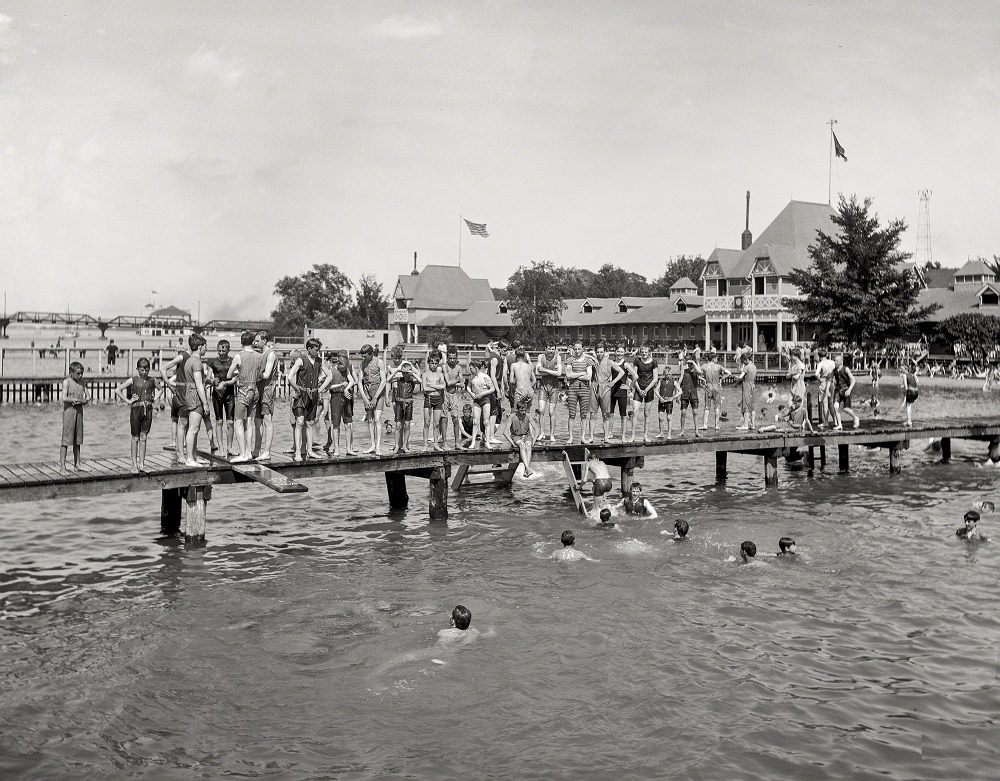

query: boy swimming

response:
[580,451,614,516]
[957,510,989,542]
[776,536,797,556]
[612,482,658,519]
[550,530,596,562]
[740,540,757,562]
[673,519,689,540]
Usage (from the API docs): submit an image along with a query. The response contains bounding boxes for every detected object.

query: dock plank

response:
[5,464,46,485]
[0,464,28,487]
[27,462,76,484]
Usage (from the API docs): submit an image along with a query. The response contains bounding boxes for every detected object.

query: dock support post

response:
[838,444,849,473]
[385,471,409,510]
[184,485,210,542]
[764,450,779,487]
[715,451,727,482]
[806,447,815,470]
[990,437,1000,464]
[428,466,448,521]
[940,437,951,463]
[889,444,902,474]
[819,446,827,469]
[160,487,182,536]
[619,456,643,496]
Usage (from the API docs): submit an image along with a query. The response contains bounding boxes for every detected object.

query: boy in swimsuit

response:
[673,519,689,540]
[758,394,813,433]
[957,510,989,541]
[467,360,499,450]
[326,351,355,456]
[288,338,331,461]
[740,540,757,563]
[443,347,467,449]
[252,332,279,461]
[612,482,658,518]
[387,354,420,453]
[358,344,387,455]
[776,536,797,556]
[655,363,682,439]
[734,353,757,431]
[609,345,631,441]
[590,342,625,443]
[550,530,596,562]
[501,396,538,476]
[180,334,211,468]
[677,358,701,438]
[902,360,919,427]
[227,330,266,463]
[60,361,90,473]
[459,403,476,448]
[580,451,614,516]
[116,357,158,473]
[205,339,237,455]
[535,342,563,442]
[700,348,731,432]
[161,345,191,463]
[628,343,658,443]
[422,353,447,451]
[564,342,593,445]
[508,348,537,416]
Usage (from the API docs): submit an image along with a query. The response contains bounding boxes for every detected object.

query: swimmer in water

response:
[372,604,481,680]
[740,540,757,563]
[581,451,614,516]
[436,604,480,645]
[673,519,689,540]
[973,501,996,513]
[612,482,658,519]
[596,508,616,528]
[957,511,990,542]
[775,536,797,556]
[550,530,596,562]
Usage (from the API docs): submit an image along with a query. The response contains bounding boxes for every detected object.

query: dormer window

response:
[498,302,509,314]
[583,302,593,314]
[618,302,628,313]
[676,301,687,312]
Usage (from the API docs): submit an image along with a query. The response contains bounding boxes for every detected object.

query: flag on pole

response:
[151,290,158,295]
[833,131,847,161]
[464,219,489,238]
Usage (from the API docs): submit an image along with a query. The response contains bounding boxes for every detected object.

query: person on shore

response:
[902,360,919,427]
[740,540,757,563]
[957,510,989,542]
[833,353,860,430]
[535,341,563,442]
[787,347,807,402]
[226,331,266,463]
[443,347,468,449]
[590,342,625,443]
[387,350,420,453]
[205,339,237,455]
[564,341,593,445]
[613,482,658,518]
[358,344,387,456]
[59,361,90,473]
[509,347,537,414]
[326,351,355,457]
[105,339,119,372]
[115,357,157,473]
[250,332,279,461]
[677,358,702,438]
[700,349,731,432]
[734,353,757,431]
[815,349,838,428]
[550,530,595,562]
[161,344,192,463]
[628,343,658,443]
[422,352,447,451]
[776,537,797,557]
[501,396,538,477]
[580,451,614,516]
[467,359,498,450]
[655,362,681,439]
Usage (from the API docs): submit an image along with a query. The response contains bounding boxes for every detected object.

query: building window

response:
[498,303,508,314]
[754,277,765,295]
[718,279,728,296]
[653,326,659,338]
[583,302,593,313]
[676,301,687,312]
[590,327,596,338]
[599,326,606,337]
[689,326,696,338]
[642,327,648,338]
[619,302,628,313]
[577,327,584,338]
[631,327,637,337]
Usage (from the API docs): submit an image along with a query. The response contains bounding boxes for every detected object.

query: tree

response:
[271,263,354,336]
[587,264,651,298]
[981,255,1000,281]
[348,274,390,329]
[553,266,596,298]
[491,286,508,300]
[505,260,567,347]
[783,195,940,345]
[935,314,1000,360]
[425,320,453,348]
[651,255,706,295]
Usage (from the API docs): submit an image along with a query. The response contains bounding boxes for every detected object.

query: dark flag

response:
[464,219,489,238]
[833,131,847,161]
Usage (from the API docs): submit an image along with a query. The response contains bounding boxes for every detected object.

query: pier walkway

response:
[1,419,998,540]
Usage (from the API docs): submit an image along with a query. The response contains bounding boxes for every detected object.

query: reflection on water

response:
[1,382,999,779]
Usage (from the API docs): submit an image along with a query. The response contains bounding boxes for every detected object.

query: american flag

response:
[464,219,489,238]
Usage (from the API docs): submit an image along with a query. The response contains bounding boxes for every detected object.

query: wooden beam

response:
[184,485,210,542]
[940,437,951,463]
[889,443,903,474]
[715,451,727,482]
[385,471,408,510]
[429,466,448,521]
[561,451,586,514]
[838,444,849,472]
[763,449,779,486]
[451,464,470,490]
[161,488,182,536]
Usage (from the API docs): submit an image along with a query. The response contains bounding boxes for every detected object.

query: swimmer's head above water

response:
[598,508,614,527]
[674,519,689,539]
[451,605,472,631]
[561,530,576,547]
[777,536,796,555]
[740,540,757,562]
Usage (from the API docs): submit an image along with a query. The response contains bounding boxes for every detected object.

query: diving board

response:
[231,463,308,493]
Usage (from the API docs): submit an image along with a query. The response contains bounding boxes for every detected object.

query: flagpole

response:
[827,118,837,206]
[458,214,462,268]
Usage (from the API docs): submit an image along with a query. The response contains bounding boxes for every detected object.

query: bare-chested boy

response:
[508,347,536,413]
[358,344,387,455]
[227,330,266,463]
[422,352,448,451]
[253,331,279,460]
[590,342,625,443]
[535,341,563,441]
[442,346,467,448]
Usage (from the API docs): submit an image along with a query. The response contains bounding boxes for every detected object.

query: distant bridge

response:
[0,311,273,338]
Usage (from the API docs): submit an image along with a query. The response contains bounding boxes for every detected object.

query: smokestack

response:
[411,251,419,276]
[741,190,753,251]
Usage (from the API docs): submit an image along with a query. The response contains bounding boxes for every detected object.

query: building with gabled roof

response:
[391,263,494,342]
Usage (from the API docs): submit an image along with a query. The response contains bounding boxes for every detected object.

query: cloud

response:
[0,14,12,35]
[180,46,243,96]
[372,14,443,40]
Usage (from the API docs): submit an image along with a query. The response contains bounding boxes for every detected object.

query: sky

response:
[1,1,998,320]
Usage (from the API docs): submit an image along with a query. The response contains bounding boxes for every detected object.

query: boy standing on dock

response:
[509,347,537,413]
[182,334,211,468]
[205,339,237,455]
[734,353,757,431]
[161,345,191,464]
[359,344,387,456]
[254,331,279,461]
[902,361,919,427]
[443,347,467,449]
[655,363,681,439]
[677,358,702,438]
[535,342,563,442]
[501,396,538,477]
[590,342,625,443]
[565,341,593,445]
[288,338,331,461]
[326,351,355,457]
[833,353,860,430]
[467,360,498,450]
[700,348,731,432]
[228,330,266,463]
[421,352,447,451]
[59,361,90,473]
[116,358,157,473]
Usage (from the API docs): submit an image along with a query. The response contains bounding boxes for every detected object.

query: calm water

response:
[1,380,999,780]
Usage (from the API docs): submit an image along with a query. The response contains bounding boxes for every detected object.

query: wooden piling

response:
[385,471,409,509]
[715,451,727,482]
[940,437,951,463]
[838,444,849,472]
[184,485,210,542]
[763,450,779,486]
[990,437,1000,463]
[889,444,902,474]
[160,487,182,536]
[428,466,448,521]
[806,446,815,470]
[819,445,827,469]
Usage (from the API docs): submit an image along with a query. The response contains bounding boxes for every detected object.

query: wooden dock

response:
[1,419,998,540]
